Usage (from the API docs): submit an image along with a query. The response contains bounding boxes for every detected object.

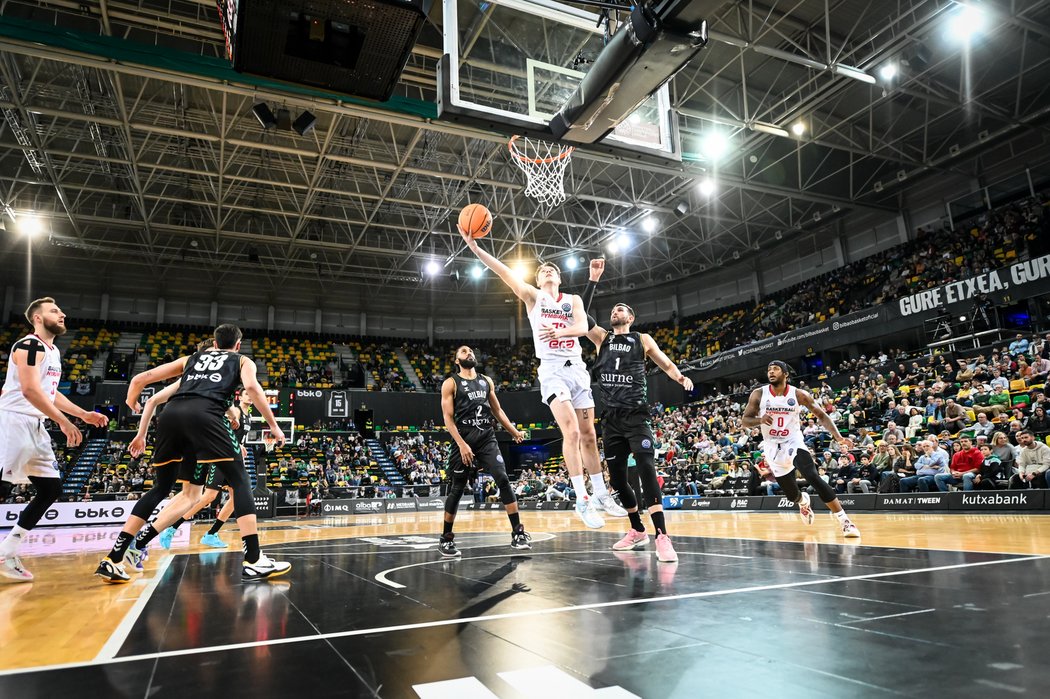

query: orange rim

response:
[508,135,575,164]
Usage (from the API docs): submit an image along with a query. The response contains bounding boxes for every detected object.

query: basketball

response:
[459,203,492,239]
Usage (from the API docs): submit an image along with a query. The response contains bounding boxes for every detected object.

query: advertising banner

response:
[0,499,171,527]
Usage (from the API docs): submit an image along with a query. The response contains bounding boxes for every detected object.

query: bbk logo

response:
[296,389,323,398]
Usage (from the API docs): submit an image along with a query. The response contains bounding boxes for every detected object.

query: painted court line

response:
[838,608,935,625]
[374,549,753,589]
[95,555,175,661]
[0,553,1043,678]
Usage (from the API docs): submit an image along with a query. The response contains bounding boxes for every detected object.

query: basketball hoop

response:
[508,135,574,208]
[263,435,276,453]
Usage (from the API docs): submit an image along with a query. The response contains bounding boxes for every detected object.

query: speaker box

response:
[223,0,432,101]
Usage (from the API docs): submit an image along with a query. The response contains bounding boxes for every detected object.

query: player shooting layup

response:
[459,226,626,529]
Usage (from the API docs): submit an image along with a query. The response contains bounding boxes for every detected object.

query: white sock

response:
[834,509,850,522]
[0,525,29,556]
[570,475,588,501]
[589,474,609,498]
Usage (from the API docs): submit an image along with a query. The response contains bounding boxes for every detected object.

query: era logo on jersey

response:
[787,398,796,406]
[641,439,652,449]
[561,303,571,313]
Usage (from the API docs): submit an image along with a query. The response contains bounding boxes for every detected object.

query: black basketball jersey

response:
[171,350,244,408]
[594,331,648,410]
[452,373,495,441]
[233,405,251,445]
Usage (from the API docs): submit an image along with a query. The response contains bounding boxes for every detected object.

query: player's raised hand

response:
[457,224,478,250]
[589,257,605,282]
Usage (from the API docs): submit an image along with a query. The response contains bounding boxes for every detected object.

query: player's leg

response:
[198,486,229,548]
[0,417,62,581]
[480,441,529,548]
[202,491,235,545]
[195,409,288,580]
[785,448,860,537]
[440,450,470,557]
[606,425,648,551]
[547,398,606,527]
[578,407,627,517]
[96,462,179,582]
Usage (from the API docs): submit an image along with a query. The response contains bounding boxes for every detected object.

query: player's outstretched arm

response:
[127,357,188,411]
[129,380,181,456]
[486,376,523,442]
[239,358,284,446]
[457,224,537,306]
[798,389,852,449]
[640,334,693,391]
[54,391,109,428]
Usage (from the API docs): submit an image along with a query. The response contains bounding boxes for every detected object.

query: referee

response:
[586,303,693,562]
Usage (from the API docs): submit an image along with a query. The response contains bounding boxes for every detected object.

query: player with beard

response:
[742,361,860,537]
[585,302,693,562]
[459,226,627,529]
[439,345,530,557]
[0,298,110,581]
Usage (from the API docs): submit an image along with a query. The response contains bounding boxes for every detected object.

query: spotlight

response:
[251,103,277,130]
[511,263,528,280]
[643,216,658,234]
[449,269,460,282]
[17,214,43,237]
[293,110,317,136]
[700,131,729,161]
[675,201,689,215]
[425,260,440,276]
[878,63,898,81]
[471,265,483,279]
[791,122,805,136]
[947,4,985,42]
[565,257,578,270]
[697,178,716,197]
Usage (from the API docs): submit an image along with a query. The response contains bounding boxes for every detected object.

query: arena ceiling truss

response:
[1,0,1050,310]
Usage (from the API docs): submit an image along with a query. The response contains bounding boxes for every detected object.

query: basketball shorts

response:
[761,437,811,478]
[447,434,503,479]
[537,359,594,410]
[153,398,240,470]
[0,411,61,484]
[601,408,655,459]
[178,458,213,487]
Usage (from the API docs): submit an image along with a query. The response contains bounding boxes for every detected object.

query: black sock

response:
[208,518,226,536]
[171,517,186,531]
[650,510,667,536]
[107,531,135,563]
[135,525,159,548]
[508,511,521,531]
[442,519,454,536]
[627,510,644,532]
[242,534,260,563]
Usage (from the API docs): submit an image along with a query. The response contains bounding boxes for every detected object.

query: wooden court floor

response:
[3,509,1050,676]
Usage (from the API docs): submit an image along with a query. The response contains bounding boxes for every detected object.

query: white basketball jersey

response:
[528,291,582,362]
[759,384,803,444]
[0,334,63,418]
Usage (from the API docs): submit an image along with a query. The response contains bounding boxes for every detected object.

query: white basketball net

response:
[508,135,574,208]
[263,436,276,453]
